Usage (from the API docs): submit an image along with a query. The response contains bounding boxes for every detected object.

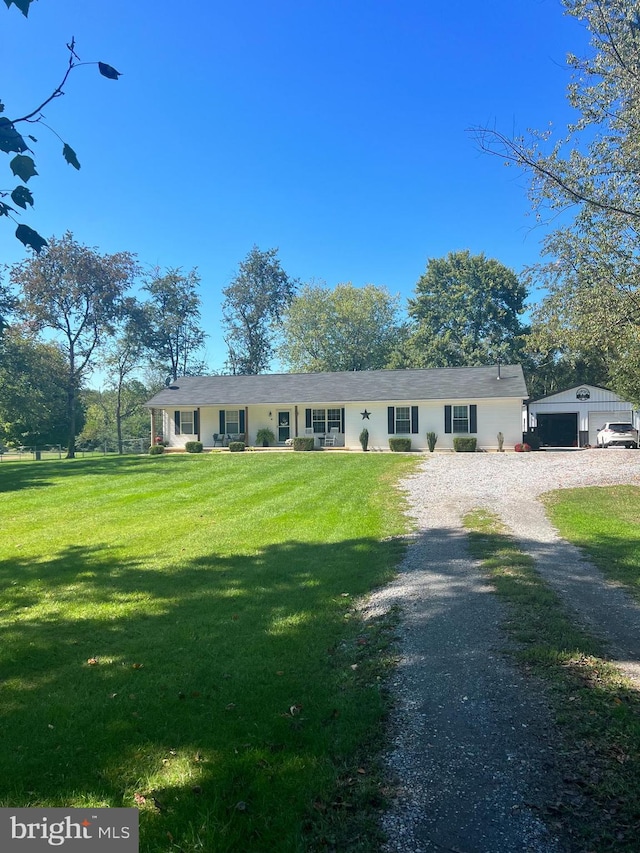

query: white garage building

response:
[525,384,639,448]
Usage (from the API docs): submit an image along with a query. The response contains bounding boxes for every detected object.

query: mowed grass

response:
[465,507,640,851]
[543,485,640,598]
[0,452,417,852]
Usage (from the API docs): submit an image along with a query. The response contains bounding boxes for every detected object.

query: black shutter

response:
[174,411,181,435]
[305,408,312,429]
[239,410,246,434]
[193,410,200,437]
[341,408,345,433]
[470,404,477,434]
[388,406,395,434]
[411,405,419,434]
[444,405,452,434]
[219,410,226,433]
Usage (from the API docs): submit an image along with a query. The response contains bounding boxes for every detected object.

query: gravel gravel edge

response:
[371,450,640,853]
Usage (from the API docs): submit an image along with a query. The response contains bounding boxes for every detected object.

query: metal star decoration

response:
[361,409,371,419]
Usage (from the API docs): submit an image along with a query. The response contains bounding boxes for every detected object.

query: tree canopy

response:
[280,282,403,372]
[222,246,297,375]
[472,0,640,231]
[473,0,640,402]
[141,268,207,382]
[11,232,138,456]
[0,326,73,446]
[396,251,528,368]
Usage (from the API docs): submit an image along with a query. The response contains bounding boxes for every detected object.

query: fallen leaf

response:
[133,792,146,805]
[87,658,99,666]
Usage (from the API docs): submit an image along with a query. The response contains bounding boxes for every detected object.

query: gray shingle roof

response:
[145,365,528,407]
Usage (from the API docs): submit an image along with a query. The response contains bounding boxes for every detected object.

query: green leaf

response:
[10,154,38,183]
[98,62,122,80]
[3,0,34,16]
[62,143,81,170]
[0,202,15,217]
[0,118,28,154]
[0,101,4,114]
[15,224,47,254]
[10,185,34,209]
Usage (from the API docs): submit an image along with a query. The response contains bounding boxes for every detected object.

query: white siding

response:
[344,398,522,451]
[161,398,524,451]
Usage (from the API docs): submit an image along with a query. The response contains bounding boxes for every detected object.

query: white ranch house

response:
[145,365,528,452]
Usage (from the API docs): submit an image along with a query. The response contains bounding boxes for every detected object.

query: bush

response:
[522,431,541,451]
[148,444,165,455]
[185,441,203,453]
[453,437,477,452]
[229,441,245,453]
[389,438,412,452]
[514,442,531,452]
[426,431,438,452]
[359,428,369,451]
[293,437,315,452]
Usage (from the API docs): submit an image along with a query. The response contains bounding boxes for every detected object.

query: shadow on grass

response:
[0,455,164,494]
[0,534,406,852]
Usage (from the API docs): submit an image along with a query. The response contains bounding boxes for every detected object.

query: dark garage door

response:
[537,412,578,447]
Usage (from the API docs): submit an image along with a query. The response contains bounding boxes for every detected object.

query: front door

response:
[277,411,290,443]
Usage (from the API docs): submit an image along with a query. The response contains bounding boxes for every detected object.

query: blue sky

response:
[1,0,586,373]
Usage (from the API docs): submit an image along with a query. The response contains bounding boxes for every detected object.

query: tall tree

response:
[0,279,16,334]
[141,268,207,381]
[11,232,138,457]
[101,301,149,453]
[0,326,73,447]
[2,3,120,252]
[525,228,640,402]
[280,282,404,372]
[396,251,528,368]
[222,246,297,374]
[472,1,640,400]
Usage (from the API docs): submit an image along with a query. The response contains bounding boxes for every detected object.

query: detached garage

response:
[525,385,639,447]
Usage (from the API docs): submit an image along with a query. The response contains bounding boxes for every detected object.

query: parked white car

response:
[596,422,639,449]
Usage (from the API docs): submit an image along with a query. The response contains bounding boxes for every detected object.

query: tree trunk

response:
[116,389,123,454]
[66,357,76,459]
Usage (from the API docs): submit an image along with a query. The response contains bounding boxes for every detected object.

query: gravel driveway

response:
[373,450,640,853]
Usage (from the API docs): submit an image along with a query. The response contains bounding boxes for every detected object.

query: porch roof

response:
[146,365,527,408]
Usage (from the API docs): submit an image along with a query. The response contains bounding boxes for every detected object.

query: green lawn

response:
[543,485,640,598]
[0,452,417,852]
